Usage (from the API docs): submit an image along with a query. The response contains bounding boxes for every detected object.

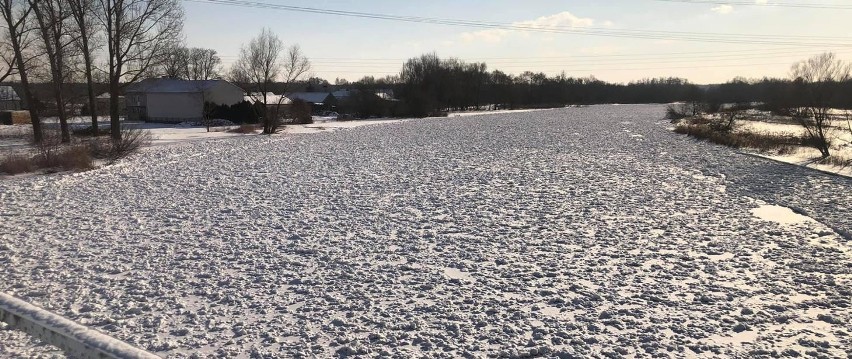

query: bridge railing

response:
[0,292,161,359]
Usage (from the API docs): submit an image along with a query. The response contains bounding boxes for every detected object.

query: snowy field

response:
[1,105,851,358]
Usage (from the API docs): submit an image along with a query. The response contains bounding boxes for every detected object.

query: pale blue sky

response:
[182,0,852,84]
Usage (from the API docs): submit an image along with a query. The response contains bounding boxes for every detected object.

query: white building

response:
[125,78,244,123]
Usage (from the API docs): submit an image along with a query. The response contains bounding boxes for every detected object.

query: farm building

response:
[0,85,22,110]
[125,78,243,123]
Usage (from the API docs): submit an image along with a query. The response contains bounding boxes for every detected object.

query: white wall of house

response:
[204,82,244,106]
[145,92,203,122]
[127,80,245,122]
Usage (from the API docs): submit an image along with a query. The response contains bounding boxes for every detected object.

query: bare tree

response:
[1,0,43,143]
[161,43,188,78]
[96,0,183,140]
[230,28,309,134]
[31,0,79,143]
[788,52,851,158]
[281,45,310,89]
[716,102,750,133]
[159,46,221,80]
[187,47,219,80]
[0,39,17,82]
[68,0,101,136]
[230,28,281,134]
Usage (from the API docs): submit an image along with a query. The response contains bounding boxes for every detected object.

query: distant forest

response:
[339,53,852,117]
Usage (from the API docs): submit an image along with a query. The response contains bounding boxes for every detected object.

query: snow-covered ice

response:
[1,105,851,358]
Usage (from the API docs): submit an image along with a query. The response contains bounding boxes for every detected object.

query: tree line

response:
[1,0,187,143]
[372,52,851,118]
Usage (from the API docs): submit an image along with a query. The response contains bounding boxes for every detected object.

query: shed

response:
[125,78,244,123]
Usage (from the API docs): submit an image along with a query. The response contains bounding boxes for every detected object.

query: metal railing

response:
[0,292,160,359]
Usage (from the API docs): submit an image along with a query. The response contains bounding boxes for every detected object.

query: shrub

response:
[108,126,152,161]
[290,99,313,125]
[86,126,151,162]
[0,154,35,175]
[205,101,261,124]
[47,145,94,172]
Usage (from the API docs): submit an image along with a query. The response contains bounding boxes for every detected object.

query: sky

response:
[181,0,852,84]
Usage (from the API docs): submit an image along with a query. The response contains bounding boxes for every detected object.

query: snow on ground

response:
[736,118,852,178]
[1,105,851,358]
[1,118,408,154]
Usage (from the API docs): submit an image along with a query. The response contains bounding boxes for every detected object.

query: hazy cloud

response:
[461,12,595,44]
[755,0,769,4]
[711,4,734,14]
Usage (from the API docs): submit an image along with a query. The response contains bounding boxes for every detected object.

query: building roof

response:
[0,86,21,101]
[125,78,232,94]
[286,92,334,104]
[331,89,352,99]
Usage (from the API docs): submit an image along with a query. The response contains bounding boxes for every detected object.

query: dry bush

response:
[107,126,152,161]
[228,124,259,134]
[41,145,94,172]
[81,126,152,162]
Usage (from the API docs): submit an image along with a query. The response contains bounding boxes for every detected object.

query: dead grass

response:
[1,126,151,176]
[674,123,801,153]
[0,145,94,175]
[816,155,852,168]
[41,145,94,172]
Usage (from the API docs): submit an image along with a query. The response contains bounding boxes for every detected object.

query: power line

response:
[216,46,839,60]
[653,0,852,10]
[184,0,852,47]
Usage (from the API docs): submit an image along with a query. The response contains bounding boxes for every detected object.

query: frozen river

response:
[1,105,850,358]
